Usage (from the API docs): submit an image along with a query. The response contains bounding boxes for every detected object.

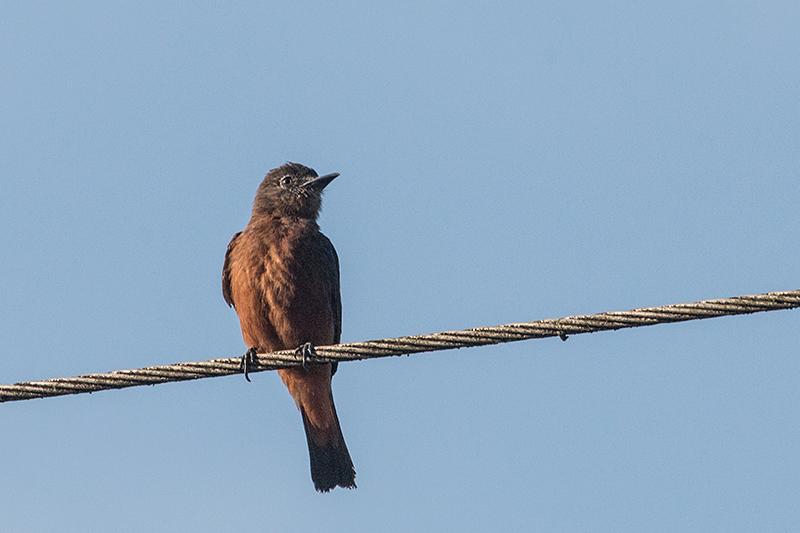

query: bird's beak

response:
[302,173,339,191]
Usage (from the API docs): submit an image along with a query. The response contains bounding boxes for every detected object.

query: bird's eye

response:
[280,175,292,187]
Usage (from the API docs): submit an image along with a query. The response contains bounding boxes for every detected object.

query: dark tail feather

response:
[300,400,356,492]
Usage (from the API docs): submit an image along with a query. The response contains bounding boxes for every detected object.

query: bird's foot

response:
[295,342,317,369]
[241,347,257,382]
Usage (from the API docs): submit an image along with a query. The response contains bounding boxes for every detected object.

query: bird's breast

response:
[229,225,336,352]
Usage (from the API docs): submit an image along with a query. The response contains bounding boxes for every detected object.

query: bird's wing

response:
[320,233,342,344]
[222,231,243,308]
[320,234,342,376]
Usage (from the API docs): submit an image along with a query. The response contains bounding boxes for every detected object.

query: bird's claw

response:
[242,347,257,382]
[295,342,317,369]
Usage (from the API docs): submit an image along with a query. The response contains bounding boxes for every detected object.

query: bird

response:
[222,162,355,492]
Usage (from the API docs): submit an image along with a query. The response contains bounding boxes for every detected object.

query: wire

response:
[1,289,797,403]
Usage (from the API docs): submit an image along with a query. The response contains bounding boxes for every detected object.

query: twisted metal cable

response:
[1,289,798,403]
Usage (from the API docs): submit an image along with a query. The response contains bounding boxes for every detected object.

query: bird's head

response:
[252,162,338,219]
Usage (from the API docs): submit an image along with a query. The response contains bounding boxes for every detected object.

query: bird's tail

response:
[300,395,356,492]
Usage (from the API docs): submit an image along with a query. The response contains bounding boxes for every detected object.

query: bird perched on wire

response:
[222,162,355,492]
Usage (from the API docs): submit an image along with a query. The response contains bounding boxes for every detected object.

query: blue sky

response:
[2,1,799,531]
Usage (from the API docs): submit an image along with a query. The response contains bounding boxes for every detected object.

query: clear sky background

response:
[2,1,799,531]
